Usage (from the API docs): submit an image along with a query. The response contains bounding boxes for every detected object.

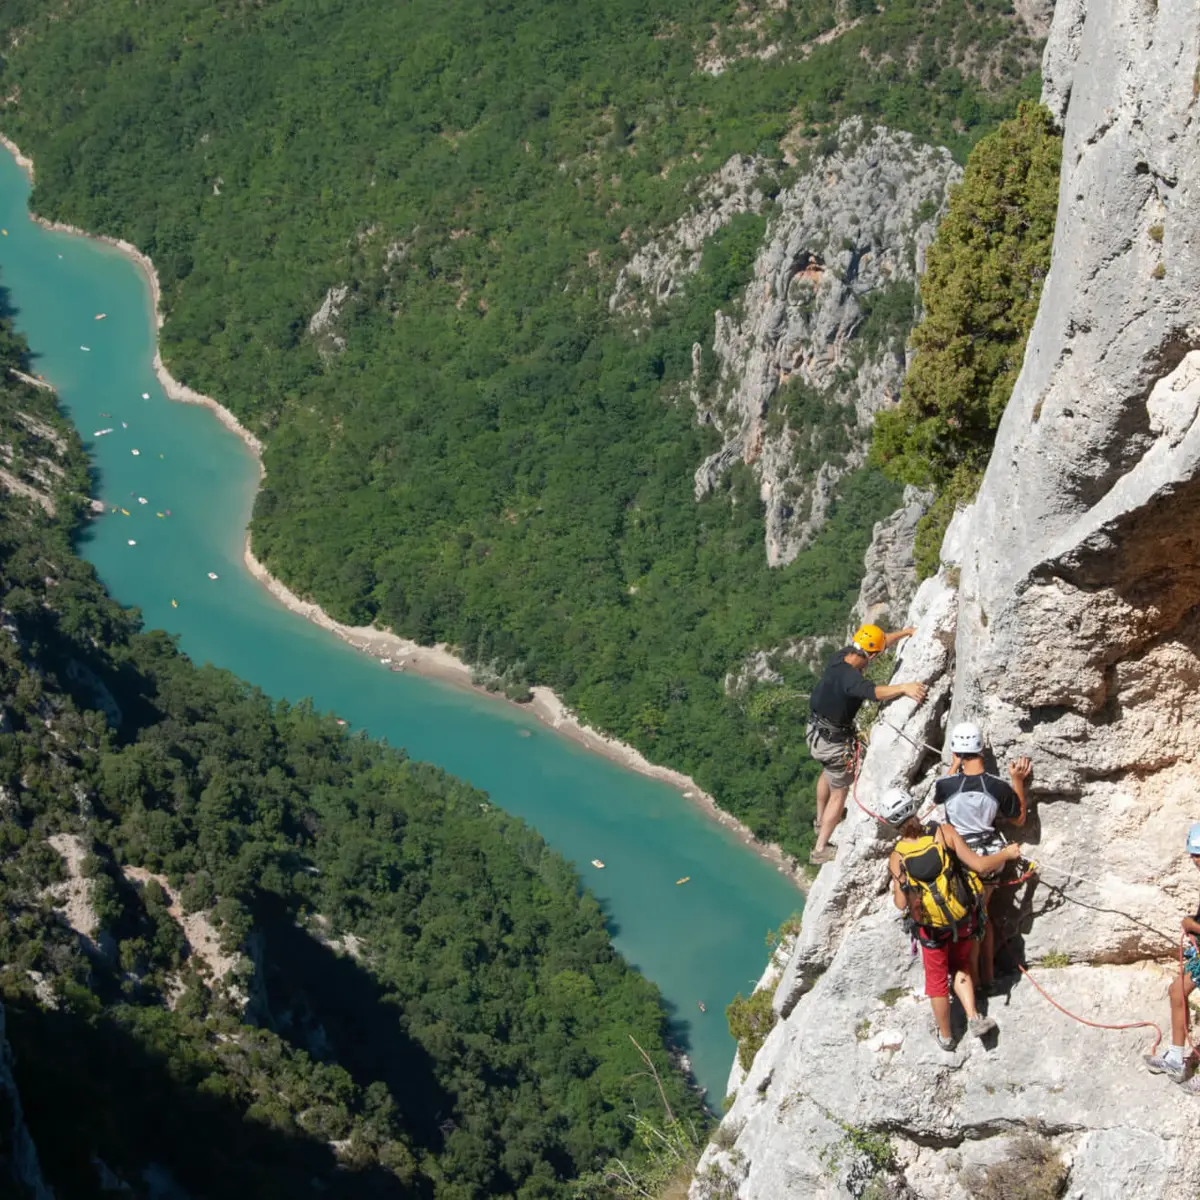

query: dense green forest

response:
[0,316,705,1196]
[0,0,1045,855]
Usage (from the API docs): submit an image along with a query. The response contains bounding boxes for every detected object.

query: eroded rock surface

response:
[694,4,1200,1196]
[699,121,957,565]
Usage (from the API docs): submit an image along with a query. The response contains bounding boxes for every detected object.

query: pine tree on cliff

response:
[871,101,1063,575]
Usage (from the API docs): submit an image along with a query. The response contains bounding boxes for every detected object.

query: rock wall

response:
[700,121,958,566]
[692,3,1200,1197]
[615,123,958,566]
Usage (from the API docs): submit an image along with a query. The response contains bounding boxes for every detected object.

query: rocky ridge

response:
[692,3,1200,1197]
[699,121,956,566]
[616,123,957,566]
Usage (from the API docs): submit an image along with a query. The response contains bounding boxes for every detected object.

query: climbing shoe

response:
[1144,1053,1188,1082]
[967,1015,998,1039]
[808,846,837,865]
[934,1030,957,1052]
[1175,1073,1200,1095]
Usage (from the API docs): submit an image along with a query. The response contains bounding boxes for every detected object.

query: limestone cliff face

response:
[700,122,957,567]
[616,123,958,566]
[692,4,1200,1197]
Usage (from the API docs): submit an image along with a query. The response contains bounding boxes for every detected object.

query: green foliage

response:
[571,1113,706,1199]
[1037,951,1070,968]
[726,988,776,1071]
[0,0,1043,853]
[0,313,704,1195]
[820,1120,896,1180]
[765,911,803,950]
[871,102,1061,574]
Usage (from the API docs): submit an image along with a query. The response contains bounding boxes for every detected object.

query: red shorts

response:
[920,930,975,998]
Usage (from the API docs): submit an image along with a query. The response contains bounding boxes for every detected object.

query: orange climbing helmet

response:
[851,624,886,656]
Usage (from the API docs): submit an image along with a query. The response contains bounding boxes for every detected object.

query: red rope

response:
[1014,962,1164,1057]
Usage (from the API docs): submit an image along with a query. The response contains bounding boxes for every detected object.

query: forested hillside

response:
[0,0,1045,855]
[0,312,703,1196]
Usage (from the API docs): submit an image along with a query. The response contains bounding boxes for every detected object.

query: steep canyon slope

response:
[693,2,1200,1197]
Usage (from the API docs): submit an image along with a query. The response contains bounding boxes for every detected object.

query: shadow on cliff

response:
[4,996,416,1199]
[250,893,451,1151]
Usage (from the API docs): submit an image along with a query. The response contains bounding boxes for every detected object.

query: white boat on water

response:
[207,572,219,580]
[591,859,605,869]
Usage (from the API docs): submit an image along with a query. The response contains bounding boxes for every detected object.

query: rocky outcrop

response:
[609,155,766,313]
[698,121,958,565]
[851,485,931,631]
[693,4,1200,1196]
[307,284,349,356]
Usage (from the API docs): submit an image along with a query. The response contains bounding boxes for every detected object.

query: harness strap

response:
[808,713,854,743]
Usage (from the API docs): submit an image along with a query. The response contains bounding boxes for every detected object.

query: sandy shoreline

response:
[2,131,805,891]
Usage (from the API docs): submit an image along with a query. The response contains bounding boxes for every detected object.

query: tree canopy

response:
[870,102,1062,574]
[0,307,705,1198]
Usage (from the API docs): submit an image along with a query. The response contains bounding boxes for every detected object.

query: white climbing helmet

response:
[878,787,919,827]
[949,721,984,755]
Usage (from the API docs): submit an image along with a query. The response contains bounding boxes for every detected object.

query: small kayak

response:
[142,392,150,399]
[591,859,605,869]
[156,512,165,518]
[80,346,90,352]
[698,1001,706,1013]
[675,876,691,886]
[171,599,178,608]
[95,313,106,321]
[119,508,130,516]
[207,572,219,580]
[137,497,148,505]
[127,539,136,546]
[131,449,140,456]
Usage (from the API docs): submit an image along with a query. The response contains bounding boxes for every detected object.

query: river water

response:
[0,147,801,1101]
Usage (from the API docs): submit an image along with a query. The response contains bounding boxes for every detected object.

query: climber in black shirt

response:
[807,623,928,865]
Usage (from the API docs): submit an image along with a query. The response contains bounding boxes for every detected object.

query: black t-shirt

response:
[809,647,876,728]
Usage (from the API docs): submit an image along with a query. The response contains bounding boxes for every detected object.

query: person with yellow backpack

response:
[879,787,1022,1050]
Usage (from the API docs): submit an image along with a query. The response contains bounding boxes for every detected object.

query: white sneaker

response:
[968,1015,997,1039]
[1144,1053,1187,1082]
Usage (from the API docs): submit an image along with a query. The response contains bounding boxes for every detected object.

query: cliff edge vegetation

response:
[870,100,1062,575]
[0,297,705,1197]
[0,0,1046,857]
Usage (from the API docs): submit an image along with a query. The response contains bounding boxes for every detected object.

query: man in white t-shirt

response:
[935,721,1032,992]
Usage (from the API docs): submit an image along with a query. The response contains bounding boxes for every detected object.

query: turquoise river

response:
[0,146,801,1102]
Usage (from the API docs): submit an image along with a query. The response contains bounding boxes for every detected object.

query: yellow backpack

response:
[896,833,983,939]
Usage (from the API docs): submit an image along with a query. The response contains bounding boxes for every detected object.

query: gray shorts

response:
[806,724,856,789]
